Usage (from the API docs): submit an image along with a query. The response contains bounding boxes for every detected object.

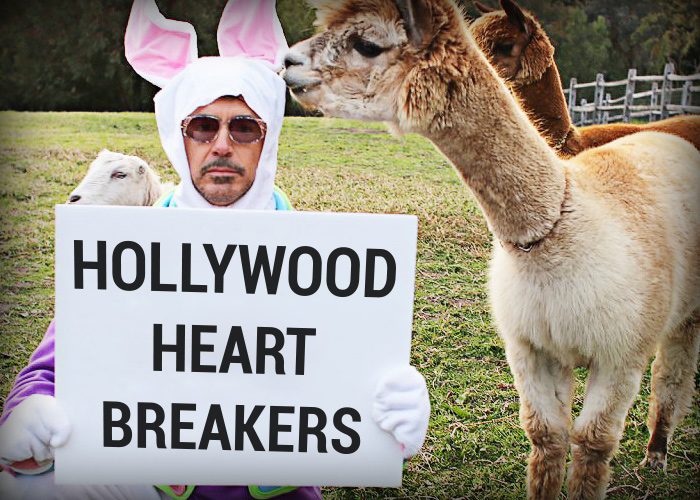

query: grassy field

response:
[0,111,698,499]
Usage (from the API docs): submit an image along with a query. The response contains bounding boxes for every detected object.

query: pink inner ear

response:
[217,0,288,67]
[125,0,198,88]
[129,27,193,80]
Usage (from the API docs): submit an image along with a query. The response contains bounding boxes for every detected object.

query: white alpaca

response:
[68,149,168,206]
[282,0,700,498]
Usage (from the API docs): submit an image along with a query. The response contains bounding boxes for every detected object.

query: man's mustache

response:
[200,158,245,176]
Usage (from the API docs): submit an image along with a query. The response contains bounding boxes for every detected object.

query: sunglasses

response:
[181,114,267,144]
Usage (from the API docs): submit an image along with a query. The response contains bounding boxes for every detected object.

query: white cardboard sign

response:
[54,205,417,486]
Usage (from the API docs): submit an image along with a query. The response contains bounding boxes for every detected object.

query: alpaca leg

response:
[567,361,645,500]
[644,314,700,469]
[505,338,573,500]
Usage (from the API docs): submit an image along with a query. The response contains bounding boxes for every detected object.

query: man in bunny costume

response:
[0,1,430,499]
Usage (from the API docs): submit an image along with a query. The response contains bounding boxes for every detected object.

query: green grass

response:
[0,111,698,499]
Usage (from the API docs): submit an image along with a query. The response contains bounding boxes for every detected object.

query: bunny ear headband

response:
[125,0,288,88]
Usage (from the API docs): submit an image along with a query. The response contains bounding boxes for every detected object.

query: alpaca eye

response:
[353,38,385,58]
[111,172,127,179]
[495,43,514,56]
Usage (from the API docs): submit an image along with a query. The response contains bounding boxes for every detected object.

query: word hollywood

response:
[73,240,397,297]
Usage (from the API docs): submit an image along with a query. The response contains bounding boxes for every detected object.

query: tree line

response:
[0,0,697,113]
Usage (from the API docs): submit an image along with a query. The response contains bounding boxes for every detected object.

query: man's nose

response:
[211,127,234,156]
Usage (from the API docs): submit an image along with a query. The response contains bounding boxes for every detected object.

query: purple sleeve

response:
[0,320,56,424]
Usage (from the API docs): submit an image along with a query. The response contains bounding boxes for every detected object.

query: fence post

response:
[681,80,691,113]
[602,93,611,123]
[660,62,674,119]
[593,73,605,124]
[568,77,577,122]
[649,82,659,122]
[580,98,588,125]
[623,68,636,123]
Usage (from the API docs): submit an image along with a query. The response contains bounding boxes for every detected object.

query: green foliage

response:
[277,0,318,45]
[0,1,698,111]
[0,0,317,113]
[580,0,656,74]
[0,0,152,111]
[548,8,614,83]
[631,0,700,75]
[0,112,699,498]
[573,0,699,78]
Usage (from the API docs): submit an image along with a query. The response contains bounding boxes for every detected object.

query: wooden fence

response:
[563,63,700,126]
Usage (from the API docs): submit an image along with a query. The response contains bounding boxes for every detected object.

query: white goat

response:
[68,150,168,206]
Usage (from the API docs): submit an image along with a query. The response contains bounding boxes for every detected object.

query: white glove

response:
[372,365,430,458]
[0,394,71,473]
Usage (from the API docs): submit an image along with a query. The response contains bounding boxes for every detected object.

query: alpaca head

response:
[68,150,163,206]
[283,0,475,131]
[470,0,554,85]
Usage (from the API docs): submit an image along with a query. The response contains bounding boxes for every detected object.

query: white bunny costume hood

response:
[125,0,288,209]
[154,58,286,210]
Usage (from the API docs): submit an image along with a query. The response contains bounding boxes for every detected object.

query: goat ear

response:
[395,0,433,47]
[474,1,495,14]
[500,0,528,34]
[143,169,161,206]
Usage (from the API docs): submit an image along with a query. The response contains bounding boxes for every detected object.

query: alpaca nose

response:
[283,51,307,69]
[69,194,81,203]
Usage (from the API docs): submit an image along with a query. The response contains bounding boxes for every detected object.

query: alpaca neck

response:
[513,63,574,153]
[420,44,566,246]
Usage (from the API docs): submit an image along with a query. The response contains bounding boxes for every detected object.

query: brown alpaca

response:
[283,0,700,498]
[471,0,700,157]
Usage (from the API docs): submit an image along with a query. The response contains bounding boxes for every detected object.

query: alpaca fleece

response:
[283,0,700,498]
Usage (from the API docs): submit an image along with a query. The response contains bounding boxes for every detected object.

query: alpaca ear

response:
[500,0,528,34]
[395,0,433,47]
[217,0,289,70]
[124,0,198,88]
[474,1,495,14]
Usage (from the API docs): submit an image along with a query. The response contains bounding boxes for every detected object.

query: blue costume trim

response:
[155,188,176,207]
[154,186,292,210]
[272,187,293,211]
